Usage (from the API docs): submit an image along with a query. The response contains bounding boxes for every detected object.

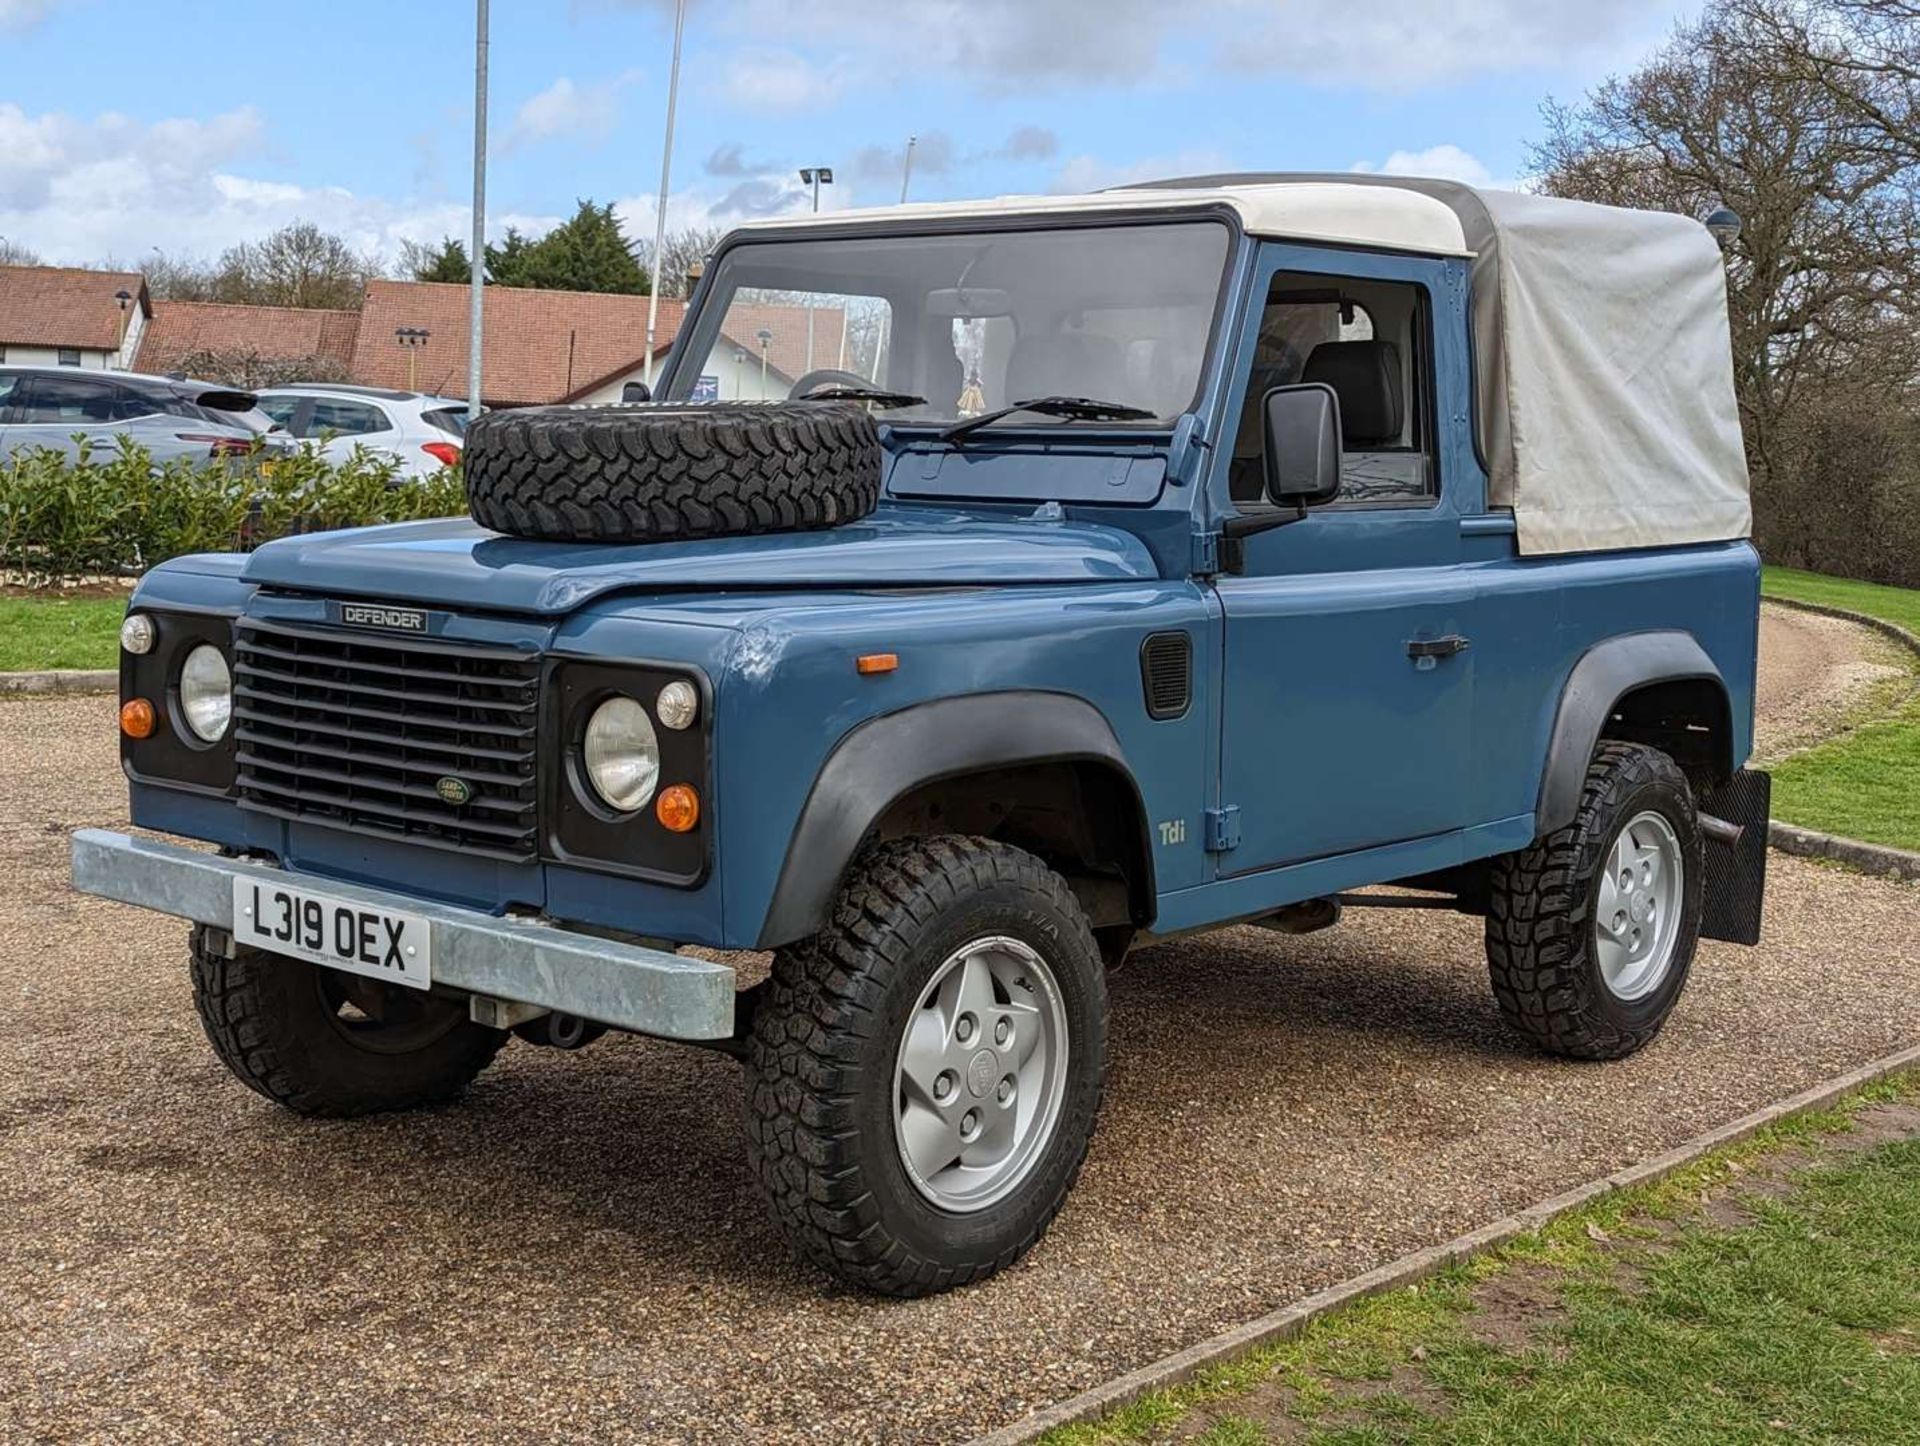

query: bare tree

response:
[1532,0,1920,577]
[0,238,41,267]
[1730,0,1920,164]
[641,225,726,298]
[171,347,351,389]
[211,222,383,310]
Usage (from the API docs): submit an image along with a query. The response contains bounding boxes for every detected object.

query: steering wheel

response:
[789,368,876,401]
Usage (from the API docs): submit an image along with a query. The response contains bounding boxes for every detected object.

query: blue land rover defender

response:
[74,176,1770,1296]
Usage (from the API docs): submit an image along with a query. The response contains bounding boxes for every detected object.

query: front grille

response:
[234,619,540,860]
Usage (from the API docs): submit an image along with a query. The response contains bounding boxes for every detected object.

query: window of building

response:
[57,348,82,367]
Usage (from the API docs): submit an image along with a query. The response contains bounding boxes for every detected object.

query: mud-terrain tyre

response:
[746,837,1108,1297]
[1486,742,1704,1061]
[190,926,507,1117]
[463,401,882,543]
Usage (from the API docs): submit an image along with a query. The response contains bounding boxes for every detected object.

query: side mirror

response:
[621,381,652,403]
[1262,383,1343,507]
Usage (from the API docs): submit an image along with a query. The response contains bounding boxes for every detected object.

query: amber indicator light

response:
[119,698,157,739]
[856,653,899,675]
[656,784,701,833]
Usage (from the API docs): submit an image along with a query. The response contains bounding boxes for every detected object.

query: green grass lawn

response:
[1046,1080,1920,1446]
[1763,565,1920,639]
[0,594,126,672]
[1762,567,1920,853]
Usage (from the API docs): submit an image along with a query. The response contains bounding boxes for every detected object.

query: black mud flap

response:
[1701,769,1770,946]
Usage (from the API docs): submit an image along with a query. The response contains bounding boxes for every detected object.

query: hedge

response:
[0,440,467,585]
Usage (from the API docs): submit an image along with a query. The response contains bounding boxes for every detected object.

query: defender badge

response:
[336,602,430,633]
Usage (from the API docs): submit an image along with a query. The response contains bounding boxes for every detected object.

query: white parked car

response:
[253,385,480,479]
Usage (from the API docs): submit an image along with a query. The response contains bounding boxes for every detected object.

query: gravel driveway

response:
[1753,600,1913,760]
[4,651,1917,1442]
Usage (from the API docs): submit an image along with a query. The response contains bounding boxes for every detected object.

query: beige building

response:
[0,266,150,370]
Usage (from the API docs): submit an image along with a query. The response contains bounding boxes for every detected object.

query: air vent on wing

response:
[1139,631,1192,721]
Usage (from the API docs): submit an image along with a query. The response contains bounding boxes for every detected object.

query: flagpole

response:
[644,0,688,389]
[467,0,488,422]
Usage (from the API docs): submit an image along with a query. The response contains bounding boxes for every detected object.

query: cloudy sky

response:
[0,0,1697,267]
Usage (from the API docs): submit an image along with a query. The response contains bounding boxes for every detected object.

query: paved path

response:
[3,632,1917,1443]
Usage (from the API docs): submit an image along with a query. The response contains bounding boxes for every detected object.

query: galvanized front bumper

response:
[70,829,735,1040]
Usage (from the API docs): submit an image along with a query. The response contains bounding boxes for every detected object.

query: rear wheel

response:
[1486,742,1703,1060]
[745,837,1107,1297]
[190,926,507,1117]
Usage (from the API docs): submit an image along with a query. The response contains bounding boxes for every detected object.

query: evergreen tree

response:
[402,237,472,284]
[491,202,651,294]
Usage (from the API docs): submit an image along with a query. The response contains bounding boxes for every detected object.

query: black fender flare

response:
[755,691,1154,949]
[1535,629,1728,836]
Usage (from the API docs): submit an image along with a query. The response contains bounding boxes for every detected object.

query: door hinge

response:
[1205,805,1242,852]
[1191,529,1221,577]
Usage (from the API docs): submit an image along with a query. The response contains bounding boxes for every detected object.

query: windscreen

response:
[665,221,1232,426]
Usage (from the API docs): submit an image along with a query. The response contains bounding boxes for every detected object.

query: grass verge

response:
[1762,568,1920,854]
[1041,1075,1920,1446]
[1763,565,1920,639]
[0,593,125,672]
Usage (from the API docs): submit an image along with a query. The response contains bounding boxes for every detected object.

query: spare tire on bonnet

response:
[463,401,883,543]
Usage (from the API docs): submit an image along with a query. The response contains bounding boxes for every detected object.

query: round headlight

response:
[655,679,699,731]
[583,696,660,812]
[120,613,156,656]
[179,645,232,742]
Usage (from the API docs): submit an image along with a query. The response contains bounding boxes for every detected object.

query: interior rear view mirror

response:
[924,287,1014,319]
[1262,383,1343,507]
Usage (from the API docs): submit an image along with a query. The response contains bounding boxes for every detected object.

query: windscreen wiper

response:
[936,395,1156,446]
[799,383,929,409]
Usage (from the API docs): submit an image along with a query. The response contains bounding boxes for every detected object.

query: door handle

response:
[1406,635,1471,664]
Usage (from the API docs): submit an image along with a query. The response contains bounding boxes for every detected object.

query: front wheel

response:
[190,926,507,1117]
[745,837,1107,1297]
[1486,742,1704,1060]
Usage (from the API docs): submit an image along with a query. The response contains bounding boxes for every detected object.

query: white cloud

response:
[504,71,640,151]
[1221,0,1672,88]
[1050,149,1234,195]
[1353,145,1498,188]
[0,0,51,31]
[0,102,552,265]
[715,49,850,114]
[627,0,1677,94]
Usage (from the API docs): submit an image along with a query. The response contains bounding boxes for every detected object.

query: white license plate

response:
[232,876,432,989]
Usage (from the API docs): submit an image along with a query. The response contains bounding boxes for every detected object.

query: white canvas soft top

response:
[735,177,1752,556]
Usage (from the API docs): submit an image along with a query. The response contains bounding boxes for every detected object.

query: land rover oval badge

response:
[436,776,473,806]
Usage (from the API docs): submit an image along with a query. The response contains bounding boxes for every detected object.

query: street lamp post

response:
[757,328,773,394]
[797,167,834,373]
[395,326,431,390]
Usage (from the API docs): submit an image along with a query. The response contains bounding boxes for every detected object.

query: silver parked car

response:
[0,366,294,468]
[253,384,479,479]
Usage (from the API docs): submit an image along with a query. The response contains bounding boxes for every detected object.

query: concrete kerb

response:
[1760,594,1920,881]
[968,1042,1920,1446]
[0,670,117,697]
